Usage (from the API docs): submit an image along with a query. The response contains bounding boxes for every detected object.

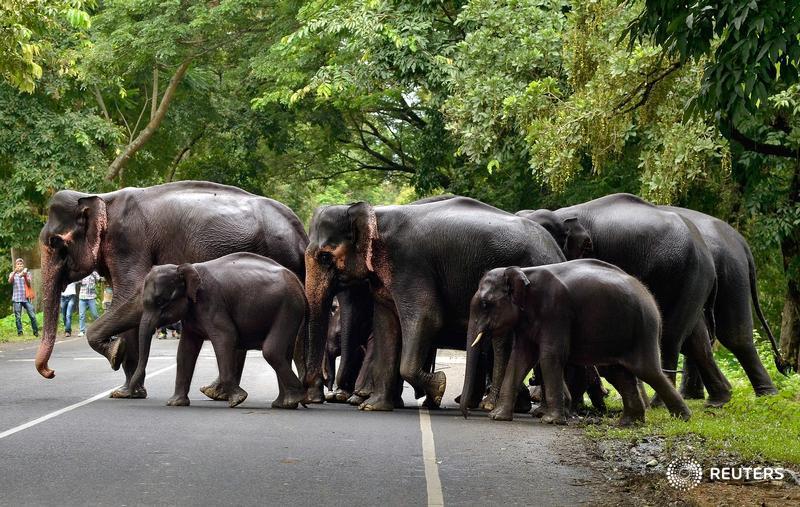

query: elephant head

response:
[517,210,592,260]
[36,190,109,378]
[305,202,379,393]
[131,264,200,390]
[461,267,529,418]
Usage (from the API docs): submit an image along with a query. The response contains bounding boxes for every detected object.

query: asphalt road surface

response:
[0,336,601,506]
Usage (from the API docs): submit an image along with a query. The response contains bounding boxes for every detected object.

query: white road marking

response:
[8,359,35,362]
[418,406,444,506]
[0,363,176,440]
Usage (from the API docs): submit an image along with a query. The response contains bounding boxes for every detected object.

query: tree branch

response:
[729,125,799,159]
[151,66,159,120]
[167,129,204,182]
[614,61,681,114]
[106,60,192,181]
[93,85,111,122]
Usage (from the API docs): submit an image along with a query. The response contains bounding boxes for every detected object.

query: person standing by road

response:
[78,271,102,337]
[60,282,78,337]
[8,258,39,337]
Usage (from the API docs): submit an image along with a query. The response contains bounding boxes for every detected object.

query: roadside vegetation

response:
[587,342,800,465]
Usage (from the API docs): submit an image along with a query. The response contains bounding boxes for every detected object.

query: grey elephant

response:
[517,193,732,407]
[462,261,692,426]
[133,253,307,409]
[36,181,308,400]
[660,206,788,399]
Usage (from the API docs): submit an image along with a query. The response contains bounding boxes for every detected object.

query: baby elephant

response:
[461,259,691,426]
[131,252,307,409]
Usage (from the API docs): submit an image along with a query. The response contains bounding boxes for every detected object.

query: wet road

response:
[0,337,600,506]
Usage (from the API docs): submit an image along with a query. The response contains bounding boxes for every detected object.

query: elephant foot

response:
[754,386,779,397]
[424,371,446,408]
[617,414,643,427]
[531,404,546,418]
[704,393,731,408]
[166,395,190,407]
[670,407,692,421]
[359,394,394,411]
[110,384,147,399]
[228,387,249,408]
[541,412,567,425]
[200,382,228,401]
[680,386,705,400]
[107,338,126,371]
[324,389,352,403]
[272,389,306,409]
[305,385,324,404]
[479,392,498,412]
[488,407,513,421]
[529,385,542,403]
[422,396,440,409]
[348,393,367,406]
[514,388,532,413]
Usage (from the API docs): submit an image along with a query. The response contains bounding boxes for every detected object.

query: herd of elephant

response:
[32,181,788,426]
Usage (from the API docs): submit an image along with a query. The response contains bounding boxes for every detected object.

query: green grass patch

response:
[0,310,44,343]
[584,340,800,465]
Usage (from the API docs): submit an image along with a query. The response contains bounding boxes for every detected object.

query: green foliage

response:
[0,310,44,342]
[0,0,93,92]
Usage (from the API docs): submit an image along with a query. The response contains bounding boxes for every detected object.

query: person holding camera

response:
[8,258,39,337]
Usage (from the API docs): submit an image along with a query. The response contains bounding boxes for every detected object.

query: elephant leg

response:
[683,321,731,408]
[167,330,203,406]
[110,329,146,399]
[490,337,538,422]
[680,355,706,399]
[201,348,246,401]
[602,365,646,426]
[264,311,306,409]
[359,300,401,412]
[352,334,375,402]
[207,325,247,408]
[88,297,140,370]
[716,326,777,396]
[480,334,512,411]
[630,360,691,422]
[397,310,445,409]
[586,366,608,413]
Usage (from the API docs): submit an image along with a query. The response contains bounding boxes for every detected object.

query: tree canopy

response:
[1,0,799,367]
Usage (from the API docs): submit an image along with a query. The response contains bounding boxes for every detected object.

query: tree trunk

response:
[106,60,191,181]
[780,279,800,372]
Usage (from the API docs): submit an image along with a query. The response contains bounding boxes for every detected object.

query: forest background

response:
[2,0,799,370]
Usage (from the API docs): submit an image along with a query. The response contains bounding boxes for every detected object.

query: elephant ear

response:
[347,201,378,272]
[177,264,202,303]
[76,196,108,263]
[504,267,530,308]
[563,217,593,260]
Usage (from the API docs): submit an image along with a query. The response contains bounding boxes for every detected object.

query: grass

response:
[0,310,44,343]
[584,339,800,465]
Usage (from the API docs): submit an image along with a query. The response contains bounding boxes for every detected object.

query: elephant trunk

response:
[461,319,485,418]
[34,246,64,379]
[130,313,158,390]
[305,254,335,394]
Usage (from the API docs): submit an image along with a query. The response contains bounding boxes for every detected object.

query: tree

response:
[628,0,800,370]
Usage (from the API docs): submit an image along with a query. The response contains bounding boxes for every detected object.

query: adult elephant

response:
[304,196,566,411]
[517,193,732,406]
[661,206,787,397]
[36,181,308,399]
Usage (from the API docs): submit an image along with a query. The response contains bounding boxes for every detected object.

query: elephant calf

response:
[461,259,691,426]
[132,253,307,409]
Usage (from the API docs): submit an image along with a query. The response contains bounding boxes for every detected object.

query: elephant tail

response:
[704,278,717,343]
[746,243,789,375]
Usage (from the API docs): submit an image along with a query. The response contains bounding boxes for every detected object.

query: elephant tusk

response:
[471,332,483,348]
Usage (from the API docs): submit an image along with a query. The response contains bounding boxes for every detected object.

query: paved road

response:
[0,337,600,506]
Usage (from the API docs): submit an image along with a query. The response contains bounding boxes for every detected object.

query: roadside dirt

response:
[555,431,800,506]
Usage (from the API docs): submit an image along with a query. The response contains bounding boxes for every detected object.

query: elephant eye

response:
[481,300,491,310]
[318,252,333,266]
